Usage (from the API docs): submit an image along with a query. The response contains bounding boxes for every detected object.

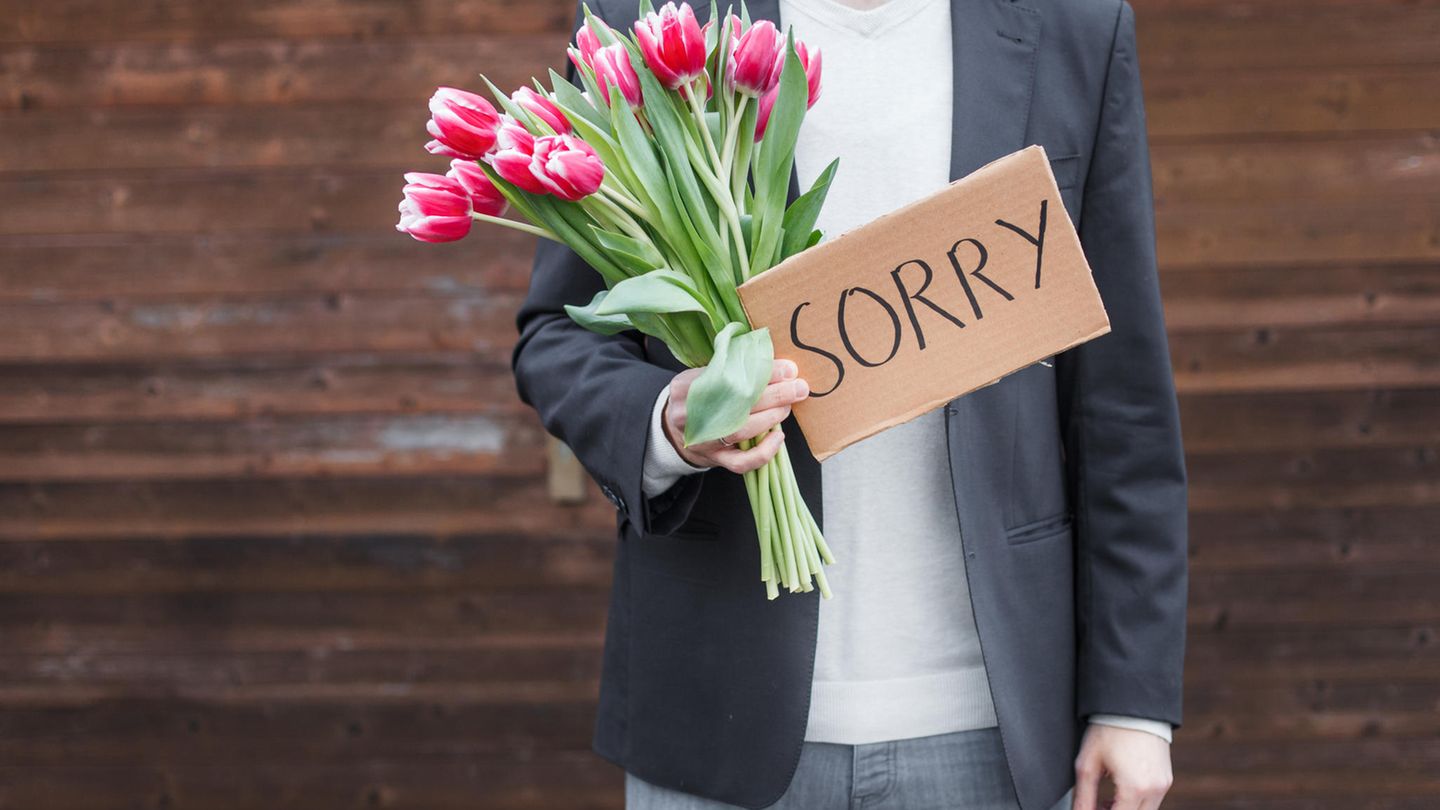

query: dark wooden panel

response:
[2,0,1435,806]
[0,476,617,539]
[1171,325,1440,393]
[1162,262,1440,331]
[1178,389,1440,453]
[0,356,518,424]
[0,36,564,111]
[1,0,575,44]
[1138,1,1440,71]
[1187,444,1440,512]
[0,532,615,593]
[0,232,538,302]
[0,295,521,363]
[0,355,524,426]
[1188,505,1440,571]
[1185,624,1440,683]
[1145,66,1440,138]
[0,413,544,481]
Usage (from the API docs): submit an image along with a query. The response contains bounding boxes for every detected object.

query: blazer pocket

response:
[1047,153,1081,190]
[633,524,728,586]
[1004,512,1074,545]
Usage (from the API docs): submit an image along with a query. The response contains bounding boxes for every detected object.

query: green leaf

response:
[683,323,775,446]
[705,1,719,52]
[545,69,610,132]
[750,32,810,274]
[588,225,666,274]
[610,86,677,228]
[480,74,534,127]
[596,268,709,317]
[779,157,838,260]
[564,290,637,335]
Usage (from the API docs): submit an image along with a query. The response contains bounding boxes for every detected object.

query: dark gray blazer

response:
[510,0,1188,807]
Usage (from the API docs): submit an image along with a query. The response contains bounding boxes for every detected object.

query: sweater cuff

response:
[642,386,710,499]
[1088,714,1173,744]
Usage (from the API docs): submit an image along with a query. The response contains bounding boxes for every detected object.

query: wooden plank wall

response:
[0,0,1435,807]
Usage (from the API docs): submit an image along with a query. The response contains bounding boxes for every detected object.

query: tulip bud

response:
[512,87,570,134]
[795,41,823,107]
[532,135,606,201]
[592,43,644,108]
[489,117,550,196]
[702,13,743,52]
[728,20,783,96]
[754,40,822,141]
[424,87,501,160]
[446,159,508,218]
[568,19,610,76]
[396,172,473,243]
[634,1,707,90]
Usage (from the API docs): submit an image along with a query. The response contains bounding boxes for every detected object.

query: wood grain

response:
[2,0,1437,807]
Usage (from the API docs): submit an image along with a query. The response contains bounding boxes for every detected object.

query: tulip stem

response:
[589,189,652,245]
[685,79,724,174]
[470,212,558,242]
[600,182,651,223]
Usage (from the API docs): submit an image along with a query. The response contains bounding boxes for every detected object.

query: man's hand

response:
[661,359,810,474]
[1073,724,1173,810]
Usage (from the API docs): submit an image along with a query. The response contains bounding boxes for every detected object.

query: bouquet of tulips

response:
[396,1,838,600]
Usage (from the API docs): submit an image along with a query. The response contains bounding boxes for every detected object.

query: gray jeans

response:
[626,726,1076,810]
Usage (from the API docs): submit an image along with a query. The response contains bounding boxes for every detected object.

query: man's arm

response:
[1060,3,1186,806]
[1060,0,1188,731]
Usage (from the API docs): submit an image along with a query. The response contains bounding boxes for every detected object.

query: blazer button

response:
[600,484,626,512]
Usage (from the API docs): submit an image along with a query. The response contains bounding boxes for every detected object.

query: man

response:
[510,0,1188,808]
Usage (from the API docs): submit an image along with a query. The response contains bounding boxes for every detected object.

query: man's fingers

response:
[712,428,785,473]
[668,368,702,402]
[732,405,791,443]
[770,358,799,383]
[753,377,810,412]
[1072,755,1101,810]
[668,361,797,412]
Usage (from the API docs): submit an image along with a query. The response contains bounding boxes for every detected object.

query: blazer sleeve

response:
[509,0,706,537]
[1057,0,1189,729]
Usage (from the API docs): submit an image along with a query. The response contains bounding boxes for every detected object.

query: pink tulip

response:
[424,87,500,160]
[592,43,644,108]
[489,118,549,196]
[795,41,823,107]
[702,13,742,51]
[512,86,570,134]
[491,131,605,201]
[576,21,605,63]
[534,135,606,201]
[753,41,822,141]
[634,2,707,90]
[446,159,508,218]
[396,172,473,243]
[728,20,783,96]
[568,19,611,76]
[493,114,536,153]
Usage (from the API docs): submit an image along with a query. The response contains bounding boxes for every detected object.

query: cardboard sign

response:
[736,144,1110,462]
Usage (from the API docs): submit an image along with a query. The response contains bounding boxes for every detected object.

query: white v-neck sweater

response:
[638,0,1171,747]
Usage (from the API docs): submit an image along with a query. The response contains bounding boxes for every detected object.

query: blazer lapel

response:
[944,0,1042,534]
[947,0,1042,181]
